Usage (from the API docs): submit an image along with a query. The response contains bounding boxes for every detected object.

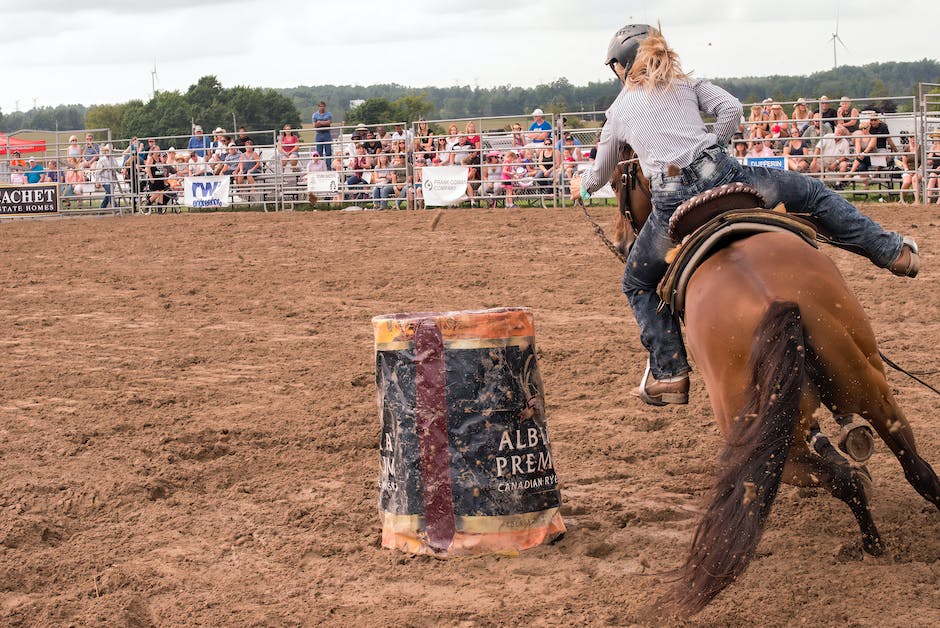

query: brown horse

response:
[609,147,940,616]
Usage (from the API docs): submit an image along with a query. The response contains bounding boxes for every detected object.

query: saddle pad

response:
[658,210,818,318]
[668,183,766,243]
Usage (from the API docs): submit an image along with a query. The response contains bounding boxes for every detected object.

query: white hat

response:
[532,108,544,117]
[213,127,225,134]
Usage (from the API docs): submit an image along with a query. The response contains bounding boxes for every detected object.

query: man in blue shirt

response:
[527,108,552,144]
[312,101,334,160]
[25,159,44,184]
[187,125,211,158]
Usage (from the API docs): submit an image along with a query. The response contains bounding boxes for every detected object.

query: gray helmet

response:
[605,24,651,74]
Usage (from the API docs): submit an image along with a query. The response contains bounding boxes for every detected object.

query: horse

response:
[607,145,940,616]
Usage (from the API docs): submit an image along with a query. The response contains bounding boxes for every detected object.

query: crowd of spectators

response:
[3,98,939,208]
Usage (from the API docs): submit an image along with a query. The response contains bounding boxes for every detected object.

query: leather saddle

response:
[658,184,819,318]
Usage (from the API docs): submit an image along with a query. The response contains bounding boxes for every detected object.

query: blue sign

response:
[745,156,787,170]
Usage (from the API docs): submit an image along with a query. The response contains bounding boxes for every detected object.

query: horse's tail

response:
[660,300,805,615]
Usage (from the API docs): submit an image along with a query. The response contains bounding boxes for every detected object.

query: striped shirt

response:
[581,78,742,191]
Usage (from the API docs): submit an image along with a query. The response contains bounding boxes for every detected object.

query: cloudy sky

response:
[2,0,935,114]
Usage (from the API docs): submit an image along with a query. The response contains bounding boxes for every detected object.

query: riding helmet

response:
[605,24,651,73]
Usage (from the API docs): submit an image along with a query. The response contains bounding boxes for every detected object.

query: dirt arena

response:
[0,202,937,626]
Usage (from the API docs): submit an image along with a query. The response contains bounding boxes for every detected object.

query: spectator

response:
[818,95,836,133]
[747,103,768,139]
[303,150,328,204]
[534,141,555,189]
[189,149,209,176]
[210,128,228,158]
[464,121,480,148]
[746,132,776,158]
[63,165,84,198]
[898,133,921,204]
[187,125,211,157]
[391,123,414,151]
[500,150,523,208]
[233,127,253,151]
[24,158,44,184]
[511,123,526,149]
[480,150,503,207]
[782,136,809,172]
[526,108,552,144]
[362,130,382,155]
[371,152,396,209]
[81,133,100,169]
[767,102,789,135]
[145,150,170,206]
[375,126,392,152]
[836,96,860,133]
[811,123,851,178]
[448,132,474,166]
[433,136,452,165]
[345,143,372,200]
[215,144,242,176]
[95,144,120,209]
[555,130,581,153]
[235,139,261,185]
[789,97,812,136]
[733,139,749,162]
[403,156,425,210]
[312,101,334,159]
[801,113,824,149]
[40,159,61,183]
[415,119,435,161]
[926,132,940,204]
[444,124,460,151]
[279,124,300,165]
[856,111,898,169]
[65,136,82,167]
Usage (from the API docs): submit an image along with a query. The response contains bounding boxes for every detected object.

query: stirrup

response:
[633,360,689,407]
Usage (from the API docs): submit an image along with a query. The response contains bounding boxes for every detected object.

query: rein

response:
[577,196,627,264]
[879,351,940,397]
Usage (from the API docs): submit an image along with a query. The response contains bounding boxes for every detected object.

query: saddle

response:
[658,184,819,318]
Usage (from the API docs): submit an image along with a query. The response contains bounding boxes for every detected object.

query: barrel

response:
[373,307,566,556]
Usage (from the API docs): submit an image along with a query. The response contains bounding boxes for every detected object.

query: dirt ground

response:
[0,202,938,627]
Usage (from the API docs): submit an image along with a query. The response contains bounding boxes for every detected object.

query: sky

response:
[2,0,936,115]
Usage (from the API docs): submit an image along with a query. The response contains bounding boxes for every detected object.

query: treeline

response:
[288,60,940,123]
[2,60,938,134]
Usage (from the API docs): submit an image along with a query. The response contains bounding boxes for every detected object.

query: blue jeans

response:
[623,147,904,380]
[316,140,332,158]
[373,183,394,209]
[100,183,113,208]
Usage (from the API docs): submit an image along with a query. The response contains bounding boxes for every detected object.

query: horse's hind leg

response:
[783,445,884,555]
[862,397,940,511]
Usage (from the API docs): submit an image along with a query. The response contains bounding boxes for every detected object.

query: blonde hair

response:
[625,27,689,90]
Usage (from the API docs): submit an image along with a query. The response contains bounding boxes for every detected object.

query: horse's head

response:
[611,143,652,259]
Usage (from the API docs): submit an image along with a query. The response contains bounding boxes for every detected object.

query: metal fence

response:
[2,85,939,215]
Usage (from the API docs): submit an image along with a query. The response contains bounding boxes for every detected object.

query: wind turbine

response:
[151,61,159,98]
[828,11,848,69]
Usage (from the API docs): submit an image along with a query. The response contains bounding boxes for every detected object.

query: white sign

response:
[422,166,469,206]
[306,171,340,194]
[183,176,230,208]
[577,164,615,198]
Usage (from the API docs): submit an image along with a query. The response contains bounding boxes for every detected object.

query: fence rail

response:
[2,86,939,215]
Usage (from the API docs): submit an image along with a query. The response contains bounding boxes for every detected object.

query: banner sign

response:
[745,156,788,170]
[422,166,469,206]
[0,184,58,215]
[183,176,230,208]
[306,171,340,194]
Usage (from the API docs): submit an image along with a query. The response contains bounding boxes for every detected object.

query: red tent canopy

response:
[0,133,46,155]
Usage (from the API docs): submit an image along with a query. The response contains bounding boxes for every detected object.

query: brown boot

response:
[633,362,690,406]
[888,237,919,278]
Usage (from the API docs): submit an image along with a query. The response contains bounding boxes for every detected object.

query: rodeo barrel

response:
[372,307,566,556]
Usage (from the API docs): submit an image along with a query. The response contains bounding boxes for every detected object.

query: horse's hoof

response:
[836,420,875,463]
[863,536,885,556]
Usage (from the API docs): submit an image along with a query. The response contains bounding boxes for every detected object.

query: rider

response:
[574,24,920,407]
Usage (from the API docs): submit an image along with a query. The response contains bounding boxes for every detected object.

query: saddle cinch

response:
[657,183,822,318]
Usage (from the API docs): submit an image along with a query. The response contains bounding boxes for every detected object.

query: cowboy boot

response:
[633,360,690,406]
